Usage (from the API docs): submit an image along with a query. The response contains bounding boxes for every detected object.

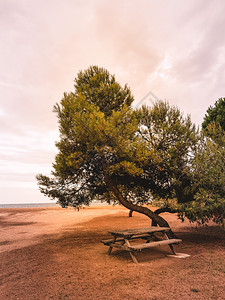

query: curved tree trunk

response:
[151,207,178,227]
[102,160,175,238]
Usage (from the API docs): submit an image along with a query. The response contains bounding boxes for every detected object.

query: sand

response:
[0,205,224,299]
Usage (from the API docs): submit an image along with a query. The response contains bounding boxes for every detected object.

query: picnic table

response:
[102,226,182,263]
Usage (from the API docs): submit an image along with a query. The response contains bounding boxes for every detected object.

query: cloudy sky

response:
[1,0,225,204]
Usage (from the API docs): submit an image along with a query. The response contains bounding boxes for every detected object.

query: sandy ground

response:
[0,205,224,300]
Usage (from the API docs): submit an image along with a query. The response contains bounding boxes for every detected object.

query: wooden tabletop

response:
[109,226,170,237]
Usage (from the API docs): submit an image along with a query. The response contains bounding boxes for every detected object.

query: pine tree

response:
[37,66,175,230]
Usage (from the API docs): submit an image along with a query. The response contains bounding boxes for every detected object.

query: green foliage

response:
[202,98,225,134]
[180,124,225,224]
[186,98,225,224]
[136,101,198,203]
[180,102,225,225]
[74,66,134,116]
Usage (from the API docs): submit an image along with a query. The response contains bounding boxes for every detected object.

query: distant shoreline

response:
[0,201,108,209]
[0,203,59,208]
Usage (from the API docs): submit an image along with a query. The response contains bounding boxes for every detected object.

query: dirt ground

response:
[0,205,224,300]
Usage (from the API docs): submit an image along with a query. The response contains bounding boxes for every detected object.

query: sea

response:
[0,201,107,208]
[0,203,60,208]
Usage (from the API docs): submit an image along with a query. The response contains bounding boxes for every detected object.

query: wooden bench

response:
[128,238,182,251]
[102,227,182,263]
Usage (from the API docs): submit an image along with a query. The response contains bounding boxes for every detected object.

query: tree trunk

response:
[102,159,175,238]
[129,210,133,217]
[152,208,178,227]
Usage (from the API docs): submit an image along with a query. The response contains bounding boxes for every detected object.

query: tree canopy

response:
[202,98,225,134]
[181,103,225,225]
[37,66,225,229]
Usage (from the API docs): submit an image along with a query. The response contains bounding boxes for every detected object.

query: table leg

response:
[168,244,176,255]
[163,231,176,255]
[107,235,117,255]
[107,246,113,255]
[124,239,138,264]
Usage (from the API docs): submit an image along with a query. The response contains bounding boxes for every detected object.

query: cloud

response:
[0,1,96,132]
[172,2,225,82]
[93,1,167,95]
[0,128,58,198]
